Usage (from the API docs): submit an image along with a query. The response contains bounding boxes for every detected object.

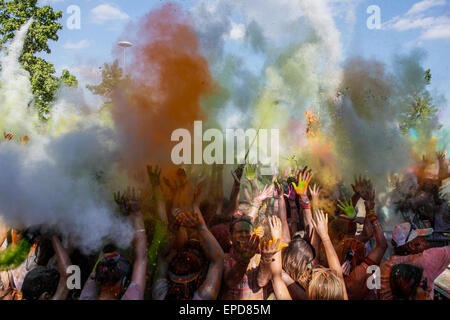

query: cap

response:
[392,222,433,247]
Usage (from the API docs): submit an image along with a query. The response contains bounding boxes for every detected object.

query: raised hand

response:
[273,179,283,199]
[114,186,141,215]
[3,132,14,141]
[254,185,274,204]
[337,199,356,218]
[309,183,321,203]
[176,210,205,229]
[246,163,257,181]
[232,164,245,183]
[292,170,313,196]
[261,238,284,263]
[311,209,329,240]
[254,226,265,238]
[283,185,296,202]
[269,216,283,241]
[146,165,162,187]
[351,175,373,200]
[237,234,260,261]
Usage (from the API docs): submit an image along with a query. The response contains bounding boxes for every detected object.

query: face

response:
[232,221,253,252]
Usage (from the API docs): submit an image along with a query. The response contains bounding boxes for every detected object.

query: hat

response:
[392,222,433,247]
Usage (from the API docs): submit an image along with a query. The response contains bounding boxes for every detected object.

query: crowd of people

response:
[0,142,449,301]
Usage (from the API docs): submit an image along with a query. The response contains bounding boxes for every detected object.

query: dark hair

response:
[94,245,131,286]
[169,240,205,276]
[167,240,207,300]
[230,215,253,233]
[390,264,423,300]
[21,266,60,300]
[210,224,232,253]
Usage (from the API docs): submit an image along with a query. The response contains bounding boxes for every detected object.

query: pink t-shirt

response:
[380,245,450,300]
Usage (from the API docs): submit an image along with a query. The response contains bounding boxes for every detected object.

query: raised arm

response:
[258,216,287,288]
[292,169,313,231]
[146,166,168,272]
[180,207,224,299]
[275,182,290,244]
[51,236,72,300]
[311,209,348,300]
[268,242,292,300]
[223,234,260,289]
[115,187,148,292]
[365,191,388,264]
[247,185,273,222]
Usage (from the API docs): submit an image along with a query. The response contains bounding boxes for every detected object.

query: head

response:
[230,216,254,254]
[169,239,205,276]
[21,266,60,300]
[167,239,206,300]
[390,264,428,300]
[392,222,432,255]
[210,223,232,253]
[281,235,315,289]
[94,245,131,298]
[308,268,346,300]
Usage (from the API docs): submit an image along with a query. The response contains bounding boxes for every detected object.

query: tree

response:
[0,0,77,118]
[399,70,439,135]
[86,59,130,103]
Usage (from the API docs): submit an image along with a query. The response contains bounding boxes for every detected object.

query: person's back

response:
[380,245,450,299]
[380,222,450,300]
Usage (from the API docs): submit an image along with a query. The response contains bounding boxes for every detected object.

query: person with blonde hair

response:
[308,210,348,300]
[308,268,346,300]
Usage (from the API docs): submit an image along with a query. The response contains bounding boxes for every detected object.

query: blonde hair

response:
[281,237,314,290]
[308,268,346,300]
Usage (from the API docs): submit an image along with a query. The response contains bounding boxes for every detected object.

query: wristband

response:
[299,198,311,209]
[367,211,377,222]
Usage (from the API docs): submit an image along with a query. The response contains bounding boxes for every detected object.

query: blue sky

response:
[36,0,450,122]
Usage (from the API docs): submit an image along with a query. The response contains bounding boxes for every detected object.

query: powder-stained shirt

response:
[345,262,378,300]
[221,251,263,300]
[79,278,143,300]
[380,245,450,300]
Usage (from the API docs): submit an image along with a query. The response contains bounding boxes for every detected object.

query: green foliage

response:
[0,0,77,118]
[399,70,438,135]
[86,59,130,102]
[0,239,31,271]
[424,69,432,85]
[60,69,78,87]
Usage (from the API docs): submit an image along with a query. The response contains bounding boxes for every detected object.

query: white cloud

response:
[90,4,129,25]
[385,16,436,31]
[227,22,245,40]
[406,0,446,16]
[383,0,450,41]
[63,39,91,49]
[420,16,450,39]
